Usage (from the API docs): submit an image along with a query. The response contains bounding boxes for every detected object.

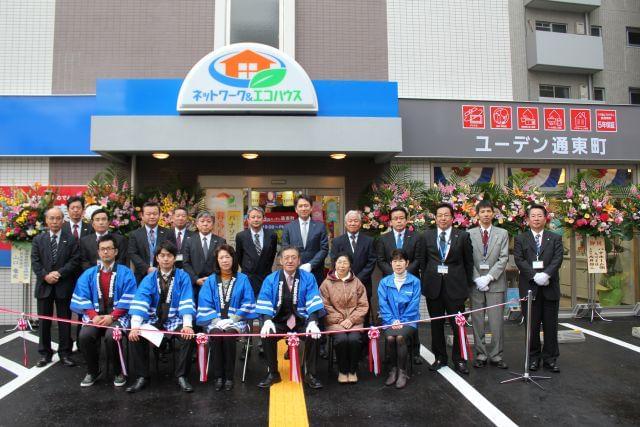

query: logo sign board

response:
[517,107,539,130]
[544,108,566,131]
[462,105,485,129]
[490,106,512,129]
[177,43,318,114]
[570,109,591,131]
[595,110,617,133]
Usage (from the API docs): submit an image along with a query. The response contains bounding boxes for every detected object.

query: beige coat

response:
[319,271,369,331]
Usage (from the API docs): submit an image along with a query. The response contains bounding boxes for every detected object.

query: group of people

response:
[31,194,564,394]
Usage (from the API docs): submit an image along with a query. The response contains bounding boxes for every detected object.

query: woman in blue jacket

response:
[378,248,421,389]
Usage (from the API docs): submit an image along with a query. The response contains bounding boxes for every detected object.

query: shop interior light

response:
[152,152,170,160]
[330,153,347,160]
[242,153,259,159]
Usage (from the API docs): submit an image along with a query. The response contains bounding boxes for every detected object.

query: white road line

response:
[420,345,518,427]
[0,332,23,346]
[0,356,31,376]
[560,323,640,354]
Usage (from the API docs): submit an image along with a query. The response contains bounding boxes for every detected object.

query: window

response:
[507,167,566,190]
[590,26,601,37]
[433,166,495,185]
[631,88,640,105]
[628,27,640,46]
[593,87,605,101]
[229,0,279,48]
[540,84,570,99]
[577,168,634,186]
[536,21,567,33]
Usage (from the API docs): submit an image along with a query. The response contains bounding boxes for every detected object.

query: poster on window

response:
[205,189,244,248]
[586,236,607,274]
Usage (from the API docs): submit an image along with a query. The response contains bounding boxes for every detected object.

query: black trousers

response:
[78,322,123,376]
[426,290,466,364]
[263,322,318,376]
[210,328,238,380]
[129,327,194,378]
[523,290,560,363]
[385,326,413,370]
[37,297,72,357]
[333,331,361,374]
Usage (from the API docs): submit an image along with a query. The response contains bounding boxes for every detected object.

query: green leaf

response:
[249,68,286,88]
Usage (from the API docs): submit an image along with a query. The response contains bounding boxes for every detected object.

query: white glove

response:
[260,319,276,338]
[217,318,233,330]
[533,272,550,286]
[474,275,492,290]
[306,320,321,339]
[299,263,312,273]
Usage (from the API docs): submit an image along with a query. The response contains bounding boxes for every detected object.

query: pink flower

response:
[576,218,588,227]
[566,187,574,198]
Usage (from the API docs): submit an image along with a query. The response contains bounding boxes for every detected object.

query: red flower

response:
[378,214,389,223]
[599,213,609,222]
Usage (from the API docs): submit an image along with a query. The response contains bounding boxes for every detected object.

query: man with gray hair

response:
[183,210,226,302]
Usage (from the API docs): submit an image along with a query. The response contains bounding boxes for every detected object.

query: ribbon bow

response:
[455,313,472,362]
[17,315,32,367]
[196,333,209,382]
[287,333,301,383]
[112,327,128,376]
[368,327,381,375]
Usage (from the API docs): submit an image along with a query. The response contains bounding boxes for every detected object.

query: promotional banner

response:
[205,189,244,248]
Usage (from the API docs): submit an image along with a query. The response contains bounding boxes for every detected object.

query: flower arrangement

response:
[422,178,480,229]
[619,184,640,233]
[142,188,205,229]
[0,184,56,242]
[494,174,552,237]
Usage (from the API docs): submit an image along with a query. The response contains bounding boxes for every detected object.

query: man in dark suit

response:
[183,210,226,302]
[331,209,376,323]
[128,201,168,283]
[422,203,474,374]
[236,206,277,296]
[31,206,80,367]
[513,204,563,373]
[281,195,329,287]
[166,207,194,269]
[62,196,93,240]
[376,206,424,363]
[79,209,129,271]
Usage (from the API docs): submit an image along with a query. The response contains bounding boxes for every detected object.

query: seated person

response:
[378,248,421,389]
[256,246,324,389]
[126,241,196,393]
[319,252,369,384]
[71,234,137,388]
[197,244,257,391]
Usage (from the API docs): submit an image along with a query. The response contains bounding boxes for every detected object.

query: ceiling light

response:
[330,153,347,160]
[152,152,170,160]
[242,153,259,160]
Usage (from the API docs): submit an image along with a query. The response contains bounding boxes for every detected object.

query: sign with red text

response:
[595,110,617,133]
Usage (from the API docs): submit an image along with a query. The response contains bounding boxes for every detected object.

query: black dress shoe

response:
[36,356,52,368]
[304,375,323,389]
[429,359,446,371]
[413,355,423,365]
[60,356,77,367]
[215,378,224,391]
[126,377,147,393]
[490,360,508,369]
[543,361,560,373]
[178,376,194,393]
[257,372,281,388]
[224,379,234,391]
[455,361,469,375]
[473,359,487,368]
[529,359,540,371]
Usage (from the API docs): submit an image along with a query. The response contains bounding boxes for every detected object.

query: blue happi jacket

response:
[255,269,324,319]
[196,272,258,326]
[377,273,421,328]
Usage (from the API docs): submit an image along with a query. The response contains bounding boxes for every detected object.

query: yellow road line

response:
[269,340,309,427]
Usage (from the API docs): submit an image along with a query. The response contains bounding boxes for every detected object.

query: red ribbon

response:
[111,327,128,377]
[287,333,301,383]
[455,313,472,362]
[367,327,381,375]
[17,317,29,367]
[196,333,209,382]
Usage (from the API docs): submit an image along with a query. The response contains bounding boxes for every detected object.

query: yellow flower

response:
[584,213,590,219]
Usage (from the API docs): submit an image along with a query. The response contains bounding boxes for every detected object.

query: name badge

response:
[437,265,449,274]
[176,254,184,262]
[479,263,490,270]
[532,261,544,269]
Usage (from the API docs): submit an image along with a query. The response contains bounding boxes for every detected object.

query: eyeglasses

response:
[99,247,116,252]
[436,214,452,218]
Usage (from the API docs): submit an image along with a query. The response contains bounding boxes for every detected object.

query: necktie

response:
[482,229,489,256]
[254,233,262,256]
[73,224,79,240]
[396,232,403,249]
[350,234,357,252]
[535,233,541,255]
[148,228,156,263]
[439,231,447,261]
[50,234,58,261]
[286,275,296,330]
[176,231,182,251]
[301,221,308,248]
[202,236,209,257]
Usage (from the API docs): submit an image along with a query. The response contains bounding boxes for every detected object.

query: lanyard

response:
[438,237,450,264]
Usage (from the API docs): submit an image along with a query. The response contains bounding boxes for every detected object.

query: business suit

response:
[376,228,423,277]
[62,220,93,241]
[422,228,474,365]
[236,228,277,296]
[514,230,563,365]
[182,232,226,301]
[78,232,129,272]
[282,219,329,286]
[468,226,509,363]
[128,225,169,283]
[31,229,80,357]
[166,227,196,269]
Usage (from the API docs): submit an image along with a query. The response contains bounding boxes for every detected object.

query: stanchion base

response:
[574,303,611,322]
[501,372,552,390]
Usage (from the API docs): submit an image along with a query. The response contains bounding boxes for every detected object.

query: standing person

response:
[126,241,196,393]
[31,206,80,367]
[422,203,474,375]
[319,253,369,384]
[256,246,324,389]
[469,200,509,369]
[71,234,137,387]
[514,204,563,373]
[62,196,93,240]
[79,209,129,271]
[376,206,424,365]
[166,207,194,269]
[183,211,226,302]
[196,244,257,391]
[378,249,421,389]
[282,195,329,288]
[128,201,168,284]
[235,206,277,297]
